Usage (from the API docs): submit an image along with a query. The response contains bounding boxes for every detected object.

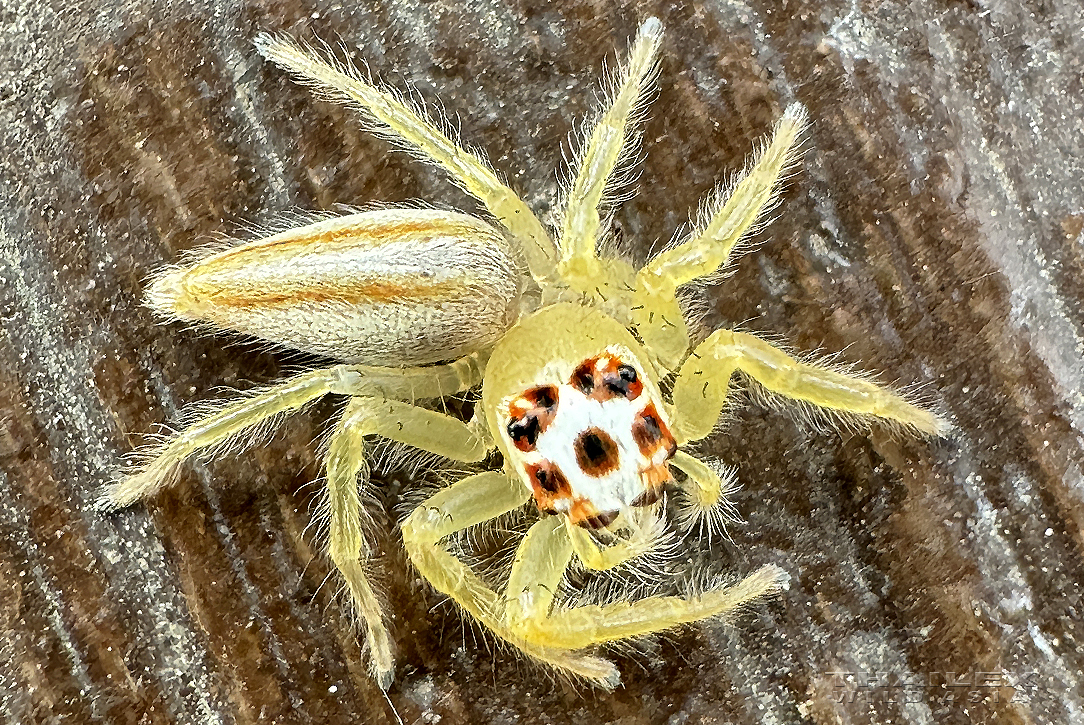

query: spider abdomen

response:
[146,208,522,365]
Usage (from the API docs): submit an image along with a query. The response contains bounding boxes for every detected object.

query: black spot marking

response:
[570,355,643,401]
[570,361,596,394]
[506,384,559,452]
[534,466,559,493]
[634,412,661,446]
[526,461,572,514]
[604,363,639,398]
[526,385,557,409]
[632,403,676,458]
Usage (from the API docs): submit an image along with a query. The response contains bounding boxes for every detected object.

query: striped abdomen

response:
[147,209,522,365]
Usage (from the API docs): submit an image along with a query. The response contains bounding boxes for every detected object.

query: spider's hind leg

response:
[104,355,486,509]
[255,34,558,285]
[106,346,488,690]
[103,365,363,509]
[324,398,393,688]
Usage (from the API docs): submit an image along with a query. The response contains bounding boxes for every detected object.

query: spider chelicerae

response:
[106,17,946,690]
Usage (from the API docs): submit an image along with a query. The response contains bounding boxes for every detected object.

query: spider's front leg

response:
[403,470,783,690]
[400,473,623,686]
[504,519,784,663]
[666,331,947,534]
[564,507,669,571]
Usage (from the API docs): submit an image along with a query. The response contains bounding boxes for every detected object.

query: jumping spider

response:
[106,18,946,689]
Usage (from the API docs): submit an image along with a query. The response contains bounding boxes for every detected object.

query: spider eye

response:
[506,385,558,451]
[604,363,641,398]
[529,385,557,409]
[638,413,660,440]
[534,467,555,492]
[579,510,619,529]
[528,462,569,496]
[632,403,678,458]
[571,355,643,400]
[507,414,540,450]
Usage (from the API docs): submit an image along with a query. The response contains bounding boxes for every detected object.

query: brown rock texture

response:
[1,1,1081,723]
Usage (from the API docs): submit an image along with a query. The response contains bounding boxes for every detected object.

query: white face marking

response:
[525,384,649,515]
[501,345,677,525]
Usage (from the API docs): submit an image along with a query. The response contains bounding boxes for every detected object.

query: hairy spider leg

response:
[559,17,662,268]
[670,450,736,511]
[400,472,623,686]
[255,34,558,287]
[105,355,485,508]
[324,398,391,689]
[642,103,808,287]
[503,517,785,655]
[405,468,783,689]
[325,395,490,689]
[502,517,575,639]
[671,329,950,444]
[633,103,809,371]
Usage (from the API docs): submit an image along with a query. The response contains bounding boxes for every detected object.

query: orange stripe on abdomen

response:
[182,273,465,309]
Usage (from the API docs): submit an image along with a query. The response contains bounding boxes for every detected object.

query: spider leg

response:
[324,398,393,689]
[559,17,662,268]
[670,450,732,510]
[255,35,558,285]
[639,103,807,290]
[504,517,573,623]
[629,291,690,373]
[105,355,485,509]
[506,521,785,652]
[324,395,493,689]
[670,329,950,444]
[401,472,621,686]
[630,104,806,371]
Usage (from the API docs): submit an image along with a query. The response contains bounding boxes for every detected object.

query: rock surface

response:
[1,1,1082,724]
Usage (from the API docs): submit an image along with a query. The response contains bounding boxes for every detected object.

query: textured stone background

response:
[2,1,1082,723]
